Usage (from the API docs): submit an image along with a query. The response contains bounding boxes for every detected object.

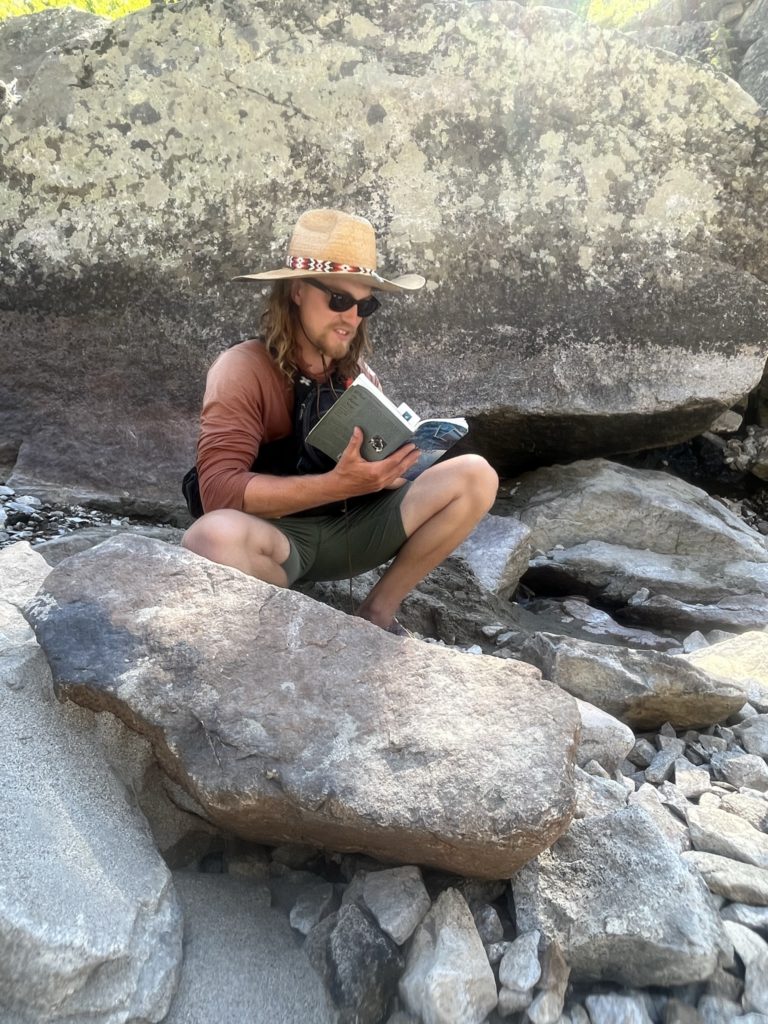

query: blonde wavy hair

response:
[260,280,372,379]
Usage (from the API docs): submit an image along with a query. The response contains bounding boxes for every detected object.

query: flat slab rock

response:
[26,536,580,878]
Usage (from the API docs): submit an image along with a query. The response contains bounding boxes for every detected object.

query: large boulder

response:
[1,0,766,511]
[506,459,768,632]
[0,594,183,1023]
[25,535,580,878]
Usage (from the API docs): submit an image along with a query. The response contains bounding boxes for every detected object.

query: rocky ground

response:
[3,438,768,1024]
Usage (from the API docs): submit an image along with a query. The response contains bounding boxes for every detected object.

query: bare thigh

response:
[399,454,499,536]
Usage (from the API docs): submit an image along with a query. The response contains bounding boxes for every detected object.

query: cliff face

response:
[1,0,766,512]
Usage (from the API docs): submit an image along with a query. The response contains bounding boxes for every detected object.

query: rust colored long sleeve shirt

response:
[196,338,378,513]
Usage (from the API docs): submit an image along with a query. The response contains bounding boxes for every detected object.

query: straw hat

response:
[234,209,425,294]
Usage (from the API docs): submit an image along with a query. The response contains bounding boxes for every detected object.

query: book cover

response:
[306,374,468,478]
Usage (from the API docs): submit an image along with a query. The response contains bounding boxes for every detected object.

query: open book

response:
[305,373,468,482]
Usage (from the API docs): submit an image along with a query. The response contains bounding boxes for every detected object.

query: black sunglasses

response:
[305,278,381,318]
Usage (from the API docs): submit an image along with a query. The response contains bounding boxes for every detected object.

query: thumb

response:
[340,426,363,459]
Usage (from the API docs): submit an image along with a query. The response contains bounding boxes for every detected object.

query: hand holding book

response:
[305,374,468,481]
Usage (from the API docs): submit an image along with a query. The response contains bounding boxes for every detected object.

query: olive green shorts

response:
[268,485,411,586]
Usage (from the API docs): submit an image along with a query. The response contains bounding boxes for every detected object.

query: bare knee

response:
[182,509,247,562]
[452,454,499,510]
[182,508,290,575]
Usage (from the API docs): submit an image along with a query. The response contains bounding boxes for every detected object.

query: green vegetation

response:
[0,0,153,19]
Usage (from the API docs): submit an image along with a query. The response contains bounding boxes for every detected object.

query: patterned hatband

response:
[286,255,378,276]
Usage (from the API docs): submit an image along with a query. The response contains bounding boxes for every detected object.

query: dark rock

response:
[305,903,403,1024]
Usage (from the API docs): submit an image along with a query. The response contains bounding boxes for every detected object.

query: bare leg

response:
[181,508,292,586]
[356,454,499,629]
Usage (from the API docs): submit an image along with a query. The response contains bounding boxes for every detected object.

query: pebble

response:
[0,485,135,552]
[681,851,768,904]
[584,993,654,1023]
[289,882,335,935]
[362,866,431,946]
[499,929,541,992]
[711,751,768,792]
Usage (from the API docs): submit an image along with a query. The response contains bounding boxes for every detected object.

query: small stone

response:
[730,703,759,724]
[485,940,512,965]
[734,716,768,758]
[497,986,534,1016]
[719,792,768,831]
[585,993,654,1023]
[495,631,517,645]
[697,994,742,1023]
[660,722,677,738]
[528,941,569,1024]
[723,921,768,988]
[289,882,335,936]
[682,631,709,653]
[710,751,768,792]
[674,760,712,799]
[399,889,497,1024]
[363,866,431,945]
[645,746,682,785]
[472,903,504,945]
[682,851,768,904]
[499,929,541,992]
[627,738,657,769]
[583,759,610,779]
[463,644,483,655]
[659,782,692,820]
[699,735,728,754]
[305,903,403,1023]
[721,903,768,935]
[481,623,505,638]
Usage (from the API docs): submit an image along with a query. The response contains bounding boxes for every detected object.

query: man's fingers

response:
[339,426,363,461]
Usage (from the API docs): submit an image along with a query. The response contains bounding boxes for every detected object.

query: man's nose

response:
[340,304,362,324]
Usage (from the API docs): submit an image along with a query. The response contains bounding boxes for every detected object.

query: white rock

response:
[584,993,654,1023]
[399,888,497,1024]
[688,804,768,868]
[498,929,541,991]
[363,866,432,946]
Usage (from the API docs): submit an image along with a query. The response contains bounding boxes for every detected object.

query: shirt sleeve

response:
[196,347,269,513]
